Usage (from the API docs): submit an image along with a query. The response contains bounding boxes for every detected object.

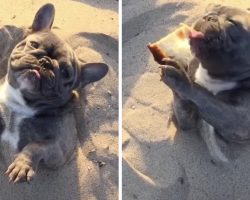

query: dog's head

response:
[190,5,250,80]
[7,4,108,111]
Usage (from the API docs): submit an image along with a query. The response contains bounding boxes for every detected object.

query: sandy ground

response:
[0,0,118,200]
[123,1,250,200]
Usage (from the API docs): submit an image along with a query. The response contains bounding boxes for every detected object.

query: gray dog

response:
[161,5,250,163]
[0,4,108,182]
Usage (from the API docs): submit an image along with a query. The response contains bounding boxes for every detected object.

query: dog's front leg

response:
[187,85,250,141]
[161,65,199,130]
[161,65,250,141]
[6,141,65,183]
[161,66,236,163]
[172,92,199,131]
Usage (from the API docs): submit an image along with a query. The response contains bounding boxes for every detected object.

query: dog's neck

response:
[0,77,36,117]
[195,64,238,95]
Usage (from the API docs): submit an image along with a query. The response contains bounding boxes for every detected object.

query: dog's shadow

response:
[0,26,118,200]
[69,31,118,199]
[71,0,118,12]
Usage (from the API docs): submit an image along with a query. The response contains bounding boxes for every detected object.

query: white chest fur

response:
[0,79,36,149]
[194,65,237,95]
[1,113,24,149]
[0,80,36,116]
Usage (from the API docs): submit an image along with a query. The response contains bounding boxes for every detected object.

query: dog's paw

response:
[161,58,184,69]
[5,156,35,183]
[160,65,191,93]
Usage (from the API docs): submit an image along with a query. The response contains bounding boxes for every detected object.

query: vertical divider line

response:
[118,0,122,199]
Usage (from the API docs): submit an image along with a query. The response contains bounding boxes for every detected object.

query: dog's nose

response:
[203,14,218,22]
[39,56,54,70]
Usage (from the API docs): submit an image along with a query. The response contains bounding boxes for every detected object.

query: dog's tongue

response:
[33,69,40,79]
[29,69,41,79]
[189,30,204,39]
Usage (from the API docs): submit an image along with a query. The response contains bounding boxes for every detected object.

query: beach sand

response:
[123,1,250,199]
[0,0,118,200]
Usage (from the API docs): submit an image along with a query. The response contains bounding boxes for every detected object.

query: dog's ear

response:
[78,62,109,88]
[31,3,55,32]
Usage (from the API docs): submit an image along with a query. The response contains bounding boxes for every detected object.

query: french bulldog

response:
[161,5,250,163]
[0,3,108,182]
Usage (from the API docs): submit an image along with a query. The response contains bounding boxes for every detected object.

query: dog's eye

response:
[30,41,39,49]
[60,66,70,78]
[227,19,237,26]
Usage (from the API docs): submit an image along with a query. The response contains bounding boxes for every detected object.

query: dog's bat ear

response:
[31,3,55,32]
[78,62,109,88]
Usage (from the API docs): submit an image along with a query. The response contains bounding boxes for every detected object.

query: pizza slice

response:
[147,23,193,65]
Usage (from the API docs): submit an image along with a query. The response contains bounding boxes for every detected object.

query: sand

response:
[123,1,250,200]
[0,1,118,200]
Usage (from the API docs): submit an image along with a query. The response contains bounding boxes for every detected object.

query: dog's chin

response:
[14,64,57,93]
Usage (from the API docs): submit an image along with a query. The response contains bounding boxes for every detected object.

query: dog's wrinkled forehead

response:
[205,5,250,29]
[25,32,74,61]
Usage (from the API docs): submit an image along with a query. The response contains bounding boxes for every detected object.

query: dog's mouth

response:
[189,20,225,58]
[23,69,41,79]
[189,29,206,57]
[15,56,57,93]
[22,69,41,84]
[189,29,205,39]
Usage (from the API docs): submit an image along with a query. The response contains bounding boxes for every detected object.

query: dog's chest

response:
[0,108,24,150]
[0,80,35,150]
[194,65,237,95]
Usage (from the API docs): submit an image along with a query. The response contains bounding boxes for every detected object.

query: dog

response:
[161,4,250,163]
[0,3,108,183]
